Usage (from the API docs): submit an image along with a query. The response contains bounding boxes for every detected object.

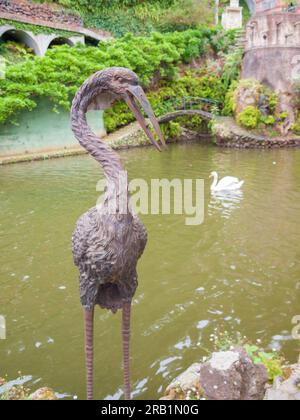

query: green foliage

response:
[161,121,182,139]
[221,47,243,90]
[240,0,251,23]
[36,0,216,37]
[292,79,300,110]
[220,0,251,24]
[212,330,245,352]
[260,115,275,126]
[104,71,226,133]
[292,112,300,133]
[244,345,284,382]
[0,28,233,125]
[157,0,214,33]
[228,79,280,130]
[223,81,237,116]
[237,106,261,129]
[268,92,278,112]
[0,40,35,66]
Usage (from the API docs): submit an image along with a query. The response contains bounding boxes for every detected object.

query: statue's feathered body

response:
[72,207,147,312]
[70,67,165,400]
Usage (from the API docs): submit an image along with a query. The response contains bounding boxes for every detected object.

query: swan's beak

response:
[125,85,165,152]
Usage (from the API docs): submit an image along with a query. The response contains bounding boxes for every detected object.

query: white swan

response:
[210,171,244,192]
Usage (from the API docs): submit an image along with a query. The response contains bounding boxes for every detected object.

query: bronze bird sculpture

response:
[70,67,165,400]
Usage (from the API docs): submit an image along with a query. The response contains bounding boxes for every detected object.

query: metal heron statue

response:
[70,67,165,400]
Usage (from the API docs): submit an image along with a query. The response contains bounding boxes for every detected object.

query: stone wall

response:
[256,0,300,14]
[0,0,82,27]
[245,12,300,50]
[243,12,300,132]
[212,117,300,148]
[243,46,300,92]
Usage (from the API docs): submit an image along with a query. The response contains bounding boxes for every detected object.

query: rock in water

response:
[199,348,268,400]
[265,357,300,401]
[161,363,202,400]
[29,388,57,400]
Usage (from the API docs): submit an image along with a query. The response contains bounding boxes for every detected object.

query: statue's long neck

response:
[71,77,130,214]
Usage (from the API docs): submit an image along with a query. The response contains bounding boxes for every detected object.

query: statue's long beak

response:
[125,85,165,151]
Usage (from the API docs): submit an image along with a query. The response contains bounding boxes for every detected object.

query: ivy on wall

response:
[0,18,81,37]
[35,0,215,36]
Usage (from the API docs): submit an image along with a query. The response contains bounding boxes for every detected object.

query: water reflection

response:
[209,189,244,219]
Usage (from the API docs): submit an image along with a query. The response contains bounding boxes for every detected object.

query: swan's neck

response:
[211,173,218,190]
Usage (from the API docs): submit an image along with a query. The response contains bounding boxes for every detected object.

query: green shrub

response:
[244,344,284,382]
[104,71,225,133]
[223,81,237,116]
[0,28,233,126]
[36,0,216,36]
[268,92,278,112]
[161,121,182,139]
[292,112,300,133]
[221,48,243,90]
[260,115,275,126]
[237,106,261,129]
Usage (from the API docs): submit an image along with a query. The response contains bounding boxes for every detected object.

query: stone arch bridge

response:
[157,97,218,124]
[158,109,213,124]
[0,0,111,56]
[0,24,85,56]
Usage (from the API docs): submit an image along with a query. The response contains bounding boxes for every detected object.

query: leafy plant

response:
[260,115,275,126]
[237,106,261,129]
[220,48,243,90]
[244,344,284,382]
[292,112,300,133]
[223,81,238,116]
[157,0,214,33]
[35,0,217,36]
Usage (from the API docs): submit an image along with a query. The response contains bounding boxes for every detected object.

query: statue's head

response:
[101,67,140,96]
[86,67,165,151]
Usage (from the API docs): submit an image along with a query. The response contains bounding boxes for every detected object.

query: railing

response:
[165,96,221,111]
[156,96,220,124]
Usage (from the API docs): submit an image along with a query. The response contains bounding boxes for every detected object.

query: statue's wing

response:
[72,208,98,267]
[133,215,148,259]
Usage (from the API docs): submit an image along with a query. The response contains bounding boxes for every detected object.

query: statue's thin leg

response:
[85,308,94,400]
[122,302,132,400]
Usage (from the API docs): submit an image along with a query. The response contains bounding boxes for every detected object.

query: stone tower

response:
[241,1,300,132]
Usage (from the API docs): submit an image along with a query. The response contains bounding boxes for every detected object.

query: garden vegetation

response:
[36,0,215,36]
[0,28,239,132]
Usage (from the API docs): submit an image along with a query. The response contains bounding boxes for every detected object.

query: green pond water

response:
[0,142,300,400]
